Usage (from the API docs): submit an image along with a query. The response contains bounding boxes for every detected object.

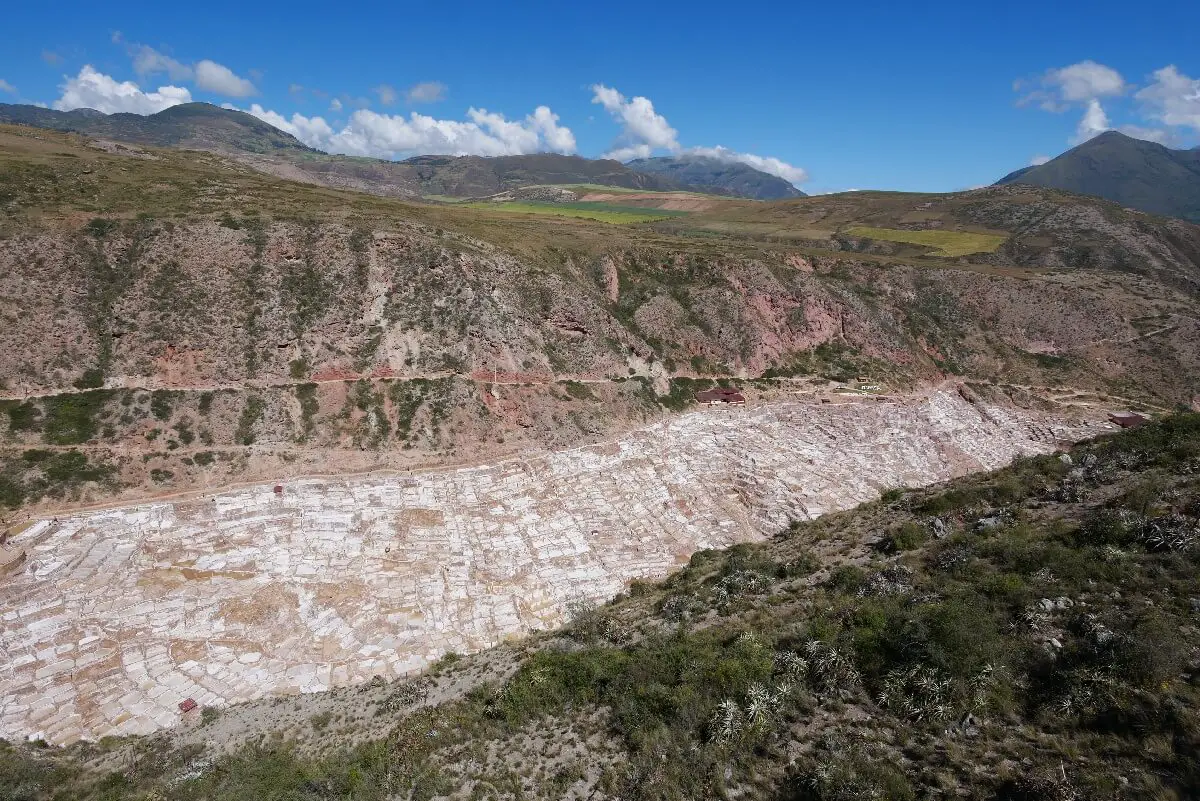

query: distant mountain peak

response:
[995,131,1200,223]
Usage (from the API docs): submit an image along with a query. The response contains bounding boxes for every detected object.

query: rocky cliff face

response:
[2,213,1196,512]
[1,125,1198,513]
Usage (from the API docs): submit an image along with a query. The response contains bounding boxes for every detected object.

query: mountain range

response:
[0,102,802,200]
[626,155,806,199]
[996,130,1200,223]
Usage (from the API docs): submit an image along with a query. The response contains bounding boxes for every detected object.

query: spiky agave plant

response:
[709,698,744,743]
[804,640,862,698]
[877,665,952,722]
[773,650,809,684]
[743,683,784,733]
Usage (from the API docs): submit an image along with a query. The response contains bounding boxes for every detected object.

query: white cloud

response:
[194,60,257,97]
[1015,60,1186,149]
[329,97,342,112]
[236,103,577,158]
[1073,98,1111,143]
[1136,65,1200,133]
[241,104,335,146]
[125,42,256,98]
[686,145,809,186]
[1045,60,1126,103]
[603,144,653,162]
[374,84,398,106]
[590,84,679,156]
[0,78,15,94]
[53,65,191,115]
[1030,154,1051,166]
[131,44,192,82]
[589,83,808,187]
[1018,60,1126,114]
[406,81,447,103]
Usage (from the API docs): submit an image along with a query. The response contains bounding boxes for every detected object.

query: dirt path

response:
[0,371,823,403]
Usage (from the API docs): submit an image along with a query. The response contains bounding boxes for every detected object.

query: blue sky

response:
[2,0,1198,193]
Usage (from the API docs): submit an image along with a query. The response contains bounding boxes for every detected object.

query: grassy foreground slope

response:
[4,415,1199,800]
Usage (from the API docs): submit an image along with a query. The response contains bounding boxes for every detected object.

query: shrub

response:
[3,401,43,433]
[886,521,927,551]
[42,392,110,444]
[150,391,175,421]
[236,395,265,446]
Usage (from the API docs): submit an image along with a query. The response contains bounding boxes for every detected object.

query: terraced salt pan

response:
[0,390,1106,744]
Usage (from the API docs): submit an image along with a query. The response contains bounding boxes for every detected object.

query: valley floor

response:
[0,388,1109,746]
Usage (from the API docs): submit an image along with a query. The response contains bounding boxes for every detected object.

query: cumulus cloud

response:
[1029,154,1051,166]
[1136,65,1200,133]
[0,78,15,94]
[686,146,809,185]
[527,105,576,153]
[125,42,256,97]
[194,60,257,97]
[589,83,808,187]
[591,84,679,156]
[53,65,191,114]
[240,103,335,146]
[1031,60,1126,109]
[1014,59,1184,148]
[1073,98,1111,143]
[329,97,343,112]
[406,81,447,103]
[236,103,577,159]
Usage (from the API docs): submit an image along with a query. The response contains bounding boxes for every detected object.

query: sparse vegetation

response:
[0,448,116,508]
[235,395,265,446]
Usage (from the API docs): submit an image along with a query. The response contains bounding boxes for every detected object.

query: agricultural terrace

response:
[844,226,1007,257]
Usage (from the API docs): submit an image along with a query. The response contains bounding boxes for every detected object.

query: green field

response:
[550,183,713,198]
[463,201,688,224]
[845,225,1007,257]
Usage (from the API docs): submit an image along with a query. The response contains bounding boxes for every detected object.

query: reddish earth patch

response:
[786,254,814,273]
[311,368,360,382]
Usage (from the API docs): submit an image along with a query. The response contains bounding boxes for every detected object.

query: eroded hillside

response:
[1,125,1198,513]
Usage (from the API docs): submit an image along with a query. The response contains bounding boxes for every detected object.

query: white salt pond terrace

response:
[0,389,1107,744]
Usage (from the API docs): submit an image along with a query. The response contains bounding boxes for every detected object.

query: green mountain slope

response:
[627,155,806,199]
[0,101,315,154]
[995,131,1200,223]
[0,102,688,198]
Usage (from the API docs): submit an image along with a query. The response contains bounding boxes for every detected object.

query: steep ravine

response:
[0,388,1111,745]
